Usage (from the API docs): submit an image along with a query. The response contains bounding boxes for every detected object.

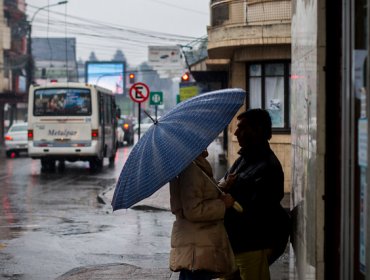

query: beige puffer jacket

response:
[169,156,235,275]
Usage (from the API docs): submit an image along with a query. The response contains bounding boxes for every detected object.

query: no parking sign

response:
[129,83,150,103]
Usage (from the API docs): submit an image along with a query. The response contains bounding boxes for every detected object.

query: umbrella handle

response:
[193,161,243,213]
[232,201,243,213]
[219,189,243,213]
[215,181,243,212]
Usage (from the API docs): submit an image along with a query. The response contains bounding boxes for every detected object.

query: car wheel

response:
[109,152,116,167]
[128,135,134,146]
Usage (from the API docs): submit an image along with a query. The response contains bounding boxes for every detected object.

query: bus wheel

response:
[41,159,56,172]
[109,153,115,167]
[58,160,65,171]
[89,158,103,170]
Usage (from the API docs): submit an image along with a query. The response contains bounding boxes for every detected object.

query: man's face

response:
[234,118,256,148]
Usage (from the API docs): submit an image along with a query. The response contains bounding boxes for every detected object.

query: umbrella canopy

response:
[112,88,245,211]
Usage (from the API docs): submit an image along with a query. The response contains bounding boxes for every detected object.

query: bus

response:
[27,83,118,170]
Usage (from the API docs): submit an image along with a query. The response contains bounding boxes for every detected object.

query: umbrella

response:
[112,88,246,211]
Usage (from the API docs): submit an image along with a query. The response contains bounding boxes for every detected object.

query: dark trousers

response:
[179,269,214,280]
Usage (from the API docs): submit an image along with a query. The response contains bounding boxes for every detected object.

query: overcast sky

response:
[25,0,210,67]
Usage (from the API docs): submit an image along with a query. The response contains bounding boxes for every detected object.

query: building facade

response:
[291,0,369,279]
[31,37,78,85]
[207,0,370,279]
[207,0,292,192]
[0,0,26,145]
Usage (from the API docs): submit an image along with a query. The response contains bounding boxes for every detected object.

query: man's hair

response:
[237,109,272,140]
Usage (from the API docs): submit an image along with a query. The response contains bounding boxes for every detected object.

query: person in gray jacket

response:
[169,149,236,280]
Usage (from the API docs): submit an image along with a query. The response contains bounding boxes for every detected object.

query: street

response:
[0,140,290,280]
[0,144,174,279]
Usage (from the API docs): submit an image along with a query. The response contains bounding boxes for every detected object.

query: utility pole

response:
[26,1,68,90]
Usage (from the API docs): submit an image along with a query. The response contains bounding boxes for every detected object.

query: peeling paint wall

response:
[290,0,326,279]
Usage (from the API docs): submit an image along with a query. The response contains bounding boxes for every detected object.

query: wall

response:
[271,135,292,193]
[0,1,11,92]
[290,0,326,279]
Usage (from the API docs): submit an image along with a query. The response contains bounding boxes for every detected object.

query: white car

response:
[134,116,161,136]
[5,122,28,158]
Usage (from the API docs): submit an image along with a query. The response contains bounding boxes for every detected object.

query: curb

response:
[97,184,171,212]
[97,184,115,206]
[56,263,177,280]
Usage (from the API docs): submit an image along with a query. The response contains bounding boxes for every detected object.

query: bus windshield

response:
[33,88,92,116]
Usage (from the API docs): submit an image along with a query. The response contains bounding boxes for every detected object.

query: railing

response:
[210,0,291,27]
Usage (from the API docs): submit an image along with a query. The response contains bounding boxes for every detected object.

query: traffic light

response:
[181,72,190,82]
[129,73,135,84]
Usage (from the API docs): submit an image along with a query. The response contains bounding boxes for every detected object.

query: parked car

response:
[4,122,28,158]
[134,116,161,136]
[118,116,134,146]
[116,126,125,147]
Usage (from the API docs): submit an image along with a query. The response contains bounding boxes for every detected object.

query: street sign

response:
[149,91,163,106]
[179,82,199,102]
[129,82,150,103]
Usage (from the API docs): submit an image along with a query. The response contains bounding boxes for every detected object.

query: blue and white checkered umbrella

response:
[112,88,245,211]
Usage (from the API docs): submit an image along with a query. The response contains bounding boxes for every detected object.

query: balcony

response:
[208,0,291,59]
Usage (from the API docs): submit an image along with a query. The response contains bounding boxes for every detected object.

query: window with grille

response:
[211,3,229,26]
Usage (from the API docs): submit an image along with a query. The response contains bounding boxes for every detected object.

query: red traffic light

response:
[181,72,190,82]
[129,73,135,83]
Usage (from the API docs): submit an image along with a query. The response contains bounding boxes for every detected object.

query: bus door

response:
[99,93,106,151]
[103,94,115,153]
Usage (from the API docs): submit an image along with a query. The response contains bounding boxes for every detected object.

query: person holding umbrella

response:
[220,109,290,280]
[169,149,236,280]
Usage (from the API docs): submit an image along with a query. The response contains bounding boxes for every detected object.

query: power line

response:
[26,3,208,65]
[27,4,203,41]
[32,18,196,45]
[140,0,208,15]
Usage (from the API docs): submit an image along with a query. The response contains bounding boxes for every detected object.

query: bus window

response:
[105,95,112,125]
[33,88,92,116]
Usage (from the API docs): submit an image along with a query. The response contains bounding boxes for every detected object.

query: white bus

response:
[27,83,118,171]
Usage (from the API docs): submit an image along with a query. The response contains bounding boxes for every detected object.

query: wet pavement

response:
[57,139,291,280]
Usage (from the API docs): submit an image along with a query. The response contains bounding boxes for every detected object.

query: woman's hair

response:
[237,109,272,140]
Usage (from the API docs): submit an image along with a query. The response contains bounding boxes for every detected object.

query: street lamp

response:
[26,1,68,89]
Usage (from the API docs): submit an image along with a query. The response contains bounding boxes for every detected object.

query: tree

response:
[88,51,98,61]
[112,49,127,62]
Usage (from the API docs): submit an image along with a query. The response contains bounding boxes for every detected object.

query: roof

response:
[32,37,76,62]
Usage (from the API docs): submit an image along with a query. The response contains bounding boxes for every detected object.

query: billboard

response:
[148,46,182,66]
[85,62,125,94]
[148,46,185,78]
